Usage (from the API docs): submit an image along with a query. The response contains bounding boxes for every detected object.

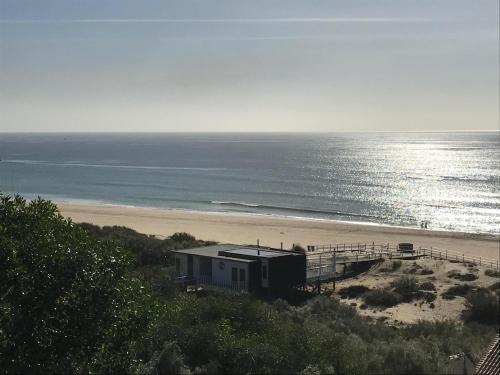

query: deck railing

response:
[306,242,499,270]
[416,247,499,270]
[175,274,248,293]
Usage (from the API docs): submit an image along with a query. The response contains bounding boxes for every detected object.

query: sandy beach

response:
[58,202,500,260]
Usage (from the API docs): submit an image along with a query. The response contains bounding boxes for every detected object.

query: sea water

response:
[0,132,498,234]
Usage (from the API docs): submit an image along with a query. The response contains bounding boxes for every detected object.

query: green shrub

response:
[292,244,306,253]
[337,285,370,299]
[393,275,419,301]
[419,281,436,291]
[420,267,434,275]
[485,269,500,278]
[462,288,500,324]
[447,270,478,282]
[363,289,401,307]
[418,291,437,303]
[488,281,500,293]
[0,195,157,374]
[392,260,402,270]
[442,284,474,300]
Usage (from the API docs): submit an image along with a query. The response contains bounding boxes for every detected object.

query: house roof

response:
[476,334,499,375]
[172,244,297,262]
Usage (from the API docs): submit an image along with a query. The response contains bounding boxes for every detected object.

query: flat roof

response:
[171,244,256,262]
[172,244,294,262]
[224,248,290,258]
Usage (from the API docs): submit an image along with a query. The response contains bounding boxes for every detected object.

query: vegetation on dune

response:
[0,194,497,374]
[447,270,478,282]
[442,284,475,300]
[484,269,500,278]
[337,285,371,299]
[0,195,158,373]
[462,288,499,325]
[363,289,401,307]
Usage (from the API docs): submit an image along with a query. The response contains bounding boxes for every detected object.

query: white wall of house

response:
[174,253,250,289]
[211,258,249,285]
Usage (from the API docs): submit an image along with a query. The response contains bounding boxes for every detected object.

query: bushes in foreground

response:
[0,195,158,374]
[1,195,497,374]
[135,294,495,375]
[462,288,499,325]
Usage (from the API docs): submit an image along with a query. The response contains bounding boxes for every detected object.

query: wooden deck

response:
[305,241,497,284]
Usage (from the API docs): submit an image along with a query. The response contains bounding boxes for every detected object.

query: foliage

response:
[338,285,370,299]
[291,244,306,253]
[1,194,497,374]
[484,269,500,277]
[462,288,500,325]
[363,289,401,307]
[447,270,478,282]
[391,260,402,270]
[0,195,158,374]
[392,275,419,301]
[442,284,474,300]
[79,224,215,268]
[420,267,434,275]
[419,281,437,291]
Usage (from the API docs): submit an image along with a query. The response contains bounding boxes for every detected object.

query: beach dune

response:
[58,202,500,260]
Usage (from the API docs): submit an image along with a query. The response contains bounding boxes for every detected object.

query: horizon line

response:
[0,130,498,134]
[0,17,439,24]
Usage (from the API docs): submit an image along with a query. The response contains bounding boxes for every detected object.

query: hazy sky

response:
[0,0,498,132]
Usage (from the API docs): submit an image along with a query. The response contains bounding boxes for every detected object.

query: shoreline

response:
[57,201,500,260]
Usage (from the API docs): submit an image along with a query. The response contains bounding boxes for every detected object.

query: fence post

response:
[446,250,448,260]
[479,257,481,266]
[462,254,465,263]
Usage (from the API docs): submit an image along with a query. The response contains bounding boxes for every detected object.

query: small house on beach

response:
[173,244,306,295]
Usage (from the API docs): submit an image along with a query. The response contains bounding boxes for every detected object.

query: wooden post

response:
[462,254,465,263]
[280,242,283,250]
[446,250,448,260]
[318,254,323,294]
[257,239,260,247]
[479,257,481,266]
[333,248,337,291]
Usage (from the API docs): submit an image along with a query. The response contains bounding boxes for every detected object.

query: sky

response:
[0,0,498,132]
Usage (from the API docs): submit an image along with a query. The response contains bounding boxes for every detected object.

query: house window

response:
[262,265,268,280]
[231,267,238,282]
[239,268,246,282]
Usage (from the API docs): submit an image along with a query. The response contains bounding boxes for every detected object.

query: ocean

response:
[0,132,498,234]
